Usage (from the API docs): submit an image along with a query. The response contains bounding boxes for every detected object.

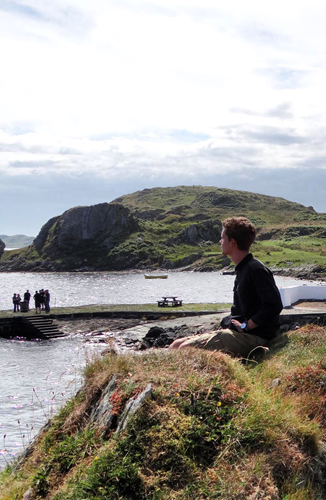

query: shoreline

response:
[0,263,325,281]
[1,300,326,348]
[0,303,229,341]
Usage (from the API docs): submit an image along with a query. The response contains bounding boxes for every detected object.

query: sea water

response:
[0,336,102,470]
[0,271,320,311]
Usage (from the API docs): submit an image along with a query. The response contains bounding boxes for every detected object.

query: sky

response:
[1,0,326,236]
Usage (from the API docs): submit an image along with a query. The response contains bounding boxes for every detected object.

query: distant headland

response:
[0,234,35,249]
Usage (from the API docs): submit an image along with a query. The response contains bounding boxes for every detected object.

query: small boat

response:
[144,274,168,279]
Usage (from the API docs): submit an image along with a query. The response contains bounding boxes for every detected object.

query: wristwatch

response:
[240,322,249,332]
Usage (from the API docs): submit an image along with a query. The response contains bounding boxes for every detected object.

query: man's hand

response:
[231,318,258,333]
[230,319,243,332]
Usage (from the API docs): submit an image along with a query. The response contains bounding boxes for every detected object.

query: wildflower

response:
[176,392,180,397]
[217,402,222,406]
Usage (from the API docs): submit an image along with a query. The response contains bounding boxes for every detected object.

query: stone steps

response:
[22,316,66,340]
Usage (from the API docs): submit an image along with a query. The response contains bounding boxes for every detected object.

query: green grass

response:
[254,238,326,267]
[0,302,231,319]
[115,185,318,226]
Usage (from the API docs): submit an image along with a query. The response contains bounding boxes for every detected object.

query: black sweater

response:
[230,253,283,340]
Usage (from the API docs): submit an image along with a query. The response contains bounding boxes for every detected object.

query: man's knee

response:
[169,338,186,350]
[178,341,190,350]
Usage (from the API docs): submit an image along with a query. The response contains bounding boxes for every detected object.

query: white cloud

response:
[2,0,326,233]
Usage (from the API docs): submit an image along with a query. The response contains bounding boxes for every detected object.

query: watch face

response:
[240,322,247,329]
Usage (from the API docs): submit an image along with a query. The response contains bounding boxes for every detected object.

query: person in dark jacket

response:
[44,290,50,313]
[170,217,283,358]
[39,289,45,311]
[12,293,19,312]
[34,291,41,314]
[16,294,21,311]
[24,290,31,310]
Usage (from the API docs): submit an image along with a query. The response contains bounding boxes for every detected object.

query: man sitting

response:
[169,217,283,358]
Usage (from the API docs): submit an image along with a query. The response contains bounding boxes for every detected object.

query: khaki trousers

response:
[179,329,270,359]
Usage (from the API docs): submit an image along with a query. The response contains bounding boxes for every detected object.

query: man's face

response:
[220,229,233,256]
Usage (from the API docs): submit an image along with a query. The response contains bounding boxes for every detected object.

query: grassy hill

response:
[2,323,326,498]
[114,185,317,225]
[1,186,326,273]
[112,186,326,273]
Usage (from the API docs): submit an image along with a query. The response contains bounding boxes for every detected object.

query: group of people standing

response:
[33,289,51,314]
[12,292,23,312]
[12,289,51,313]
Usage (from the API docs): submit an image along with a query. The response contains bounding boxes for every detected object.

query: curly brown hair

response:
[222,217,256,251]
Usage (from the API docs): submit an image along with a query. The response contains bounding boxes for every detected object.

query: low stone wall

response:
[0,317,23,338]
[280,312,326,327]
[48,310,219,320]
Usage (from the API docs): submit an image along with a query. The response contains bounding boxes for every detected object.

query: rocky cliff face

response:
[33,216,60,251]
[165,220,222,247]
[36,203,138,254]
[0,239,5,258]
[1,203,140,271]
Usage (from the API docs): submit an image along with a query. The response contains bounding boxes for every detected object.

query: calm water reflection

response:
[0,336,102,470]
[0,271,321,311]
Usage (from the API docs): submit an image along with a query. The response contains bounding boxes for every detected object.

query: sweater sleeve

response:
[249,265,283,326]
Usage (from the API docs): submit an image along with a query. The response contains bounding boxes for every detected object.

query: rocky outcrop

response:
[138,325,195,349]
[272,264,326,281]
[34,216,60,251]
[284,226,325,238]
[36,203,138,253]
[116,384,152,433]
[90,375,119,437]
[165,220,222,247]
[20,375,153,499]
[256,228,284,241]
[0,203,140,272]
[0,238,5,258]
[133,209,165,220]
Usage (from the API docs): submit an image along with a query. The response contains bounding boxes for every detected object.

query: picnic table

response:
[157,296,183,307]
